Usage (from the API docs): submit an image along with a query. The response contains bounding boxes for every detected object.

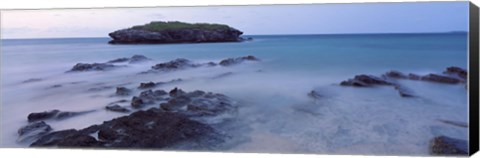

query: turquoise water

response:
[0,33,469,155]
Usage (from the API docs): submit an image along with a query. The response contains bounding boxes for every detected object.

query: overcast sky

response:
[1,2,469,39]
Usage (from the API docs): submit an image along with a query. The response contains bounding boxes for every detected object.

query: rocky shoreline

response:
[17,54,468,155]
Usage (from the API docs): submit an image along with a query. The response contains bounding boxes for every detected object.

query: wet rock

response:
[206,62,217,66]
[32,108,224,149]
[28,110,94,122]
[383,71,408,79]
[430,136,468,155]
[116,87,131,96]
[186,98,233,117]
[408,73,421,80]
[421,74,464,84]
[156,78,183,86]
[161,96,192,111]
[30,129,102,147]
[129,55,151,63]
[186,90,206,98]
[17,121,52,142]
[22,78,43,84]
[68,63,116,72]
[131,96,144,108]
[219,55,259,66]
[138,82,156,89]
[443,66,467,79]
[28,110,60,122]
[107,57,129,63]
[169,87,187,97]
[153,90,168,96]
[340,75,393,87]
[106,105,130,113]
[151,58,196,71]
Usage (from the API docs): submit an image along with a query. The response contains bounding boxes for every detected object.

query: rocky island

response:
[108,21,246,44]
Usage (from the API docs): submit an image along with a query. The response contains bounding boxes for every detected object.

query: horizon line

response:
[1,31,468,40]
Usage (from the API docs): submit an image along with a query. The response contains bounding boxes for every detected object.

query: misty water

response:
[1,33,468,155]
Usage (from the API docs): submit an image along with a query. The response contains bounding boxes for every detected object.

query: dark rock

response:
[33,108,224,149]
[383,71,408,79]
[206,62,217,66]
[138,82,156,89]
[22,78,43,84]
[430,136,468,155]
[156,78,183,86]
[28,110,60,122]
[153,90,168,96]
[443,66,467,80]
[87,86,113,92]
[407,73,421,80]
[151,58,196,71]
[107,57,129,63]
[162,96,191,111]
[68,63,116,72]
[30,129,102,147]
[49,84,62,88]
[219,55,259,66]
[108,21,244,44]
[17,121,53,142]
[421,74,464,84]
[340,75,392,87]
[169,87,187,97]
[186,90,206,98]
[106,105,130,113]
[186,99,233,117]
[129,55,151,63]
[116,87,131,96]
[131,96,144,108]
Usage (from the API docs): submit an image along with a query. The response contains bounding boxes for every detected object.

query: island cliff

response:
[108,21,245,44]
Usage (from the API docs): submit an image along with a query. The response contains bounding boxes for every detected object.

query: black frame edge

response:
[469,1,480,156]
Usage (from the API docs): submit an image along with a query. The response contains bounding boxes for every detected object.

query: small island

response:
[108,21,246,44]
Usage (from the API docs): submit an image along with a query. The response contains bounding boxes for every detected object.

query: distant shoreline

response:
[1,31,468,41]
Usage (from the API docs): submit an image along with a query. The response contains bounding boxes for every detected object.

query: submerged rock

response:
[138,82,156,89]
[105,105,130,113]
[383,71,408,79]
[115,87,131,96]
[131,96,144,108]
[394,85,416,98]
[307,90,322,99]
[420,74,464,84]
[17,121,52,142]
[108,55,151,64]
[22,78,43,84]
[31,108,224,149]
[430,136,468,155]
[340,75,393,87]
[219,55,259,66]
[437,119,468,128]
[68,63,117,72]
[27,110,94,122]
[151,58,197,71]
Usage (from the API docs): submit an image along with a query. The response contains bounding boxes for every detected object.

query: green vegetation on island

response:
[131,21,232,32]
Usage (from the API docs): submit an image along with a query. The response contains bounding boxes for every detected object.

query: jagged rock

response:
[68,63,116,72]
[108,21,244,44]
[105,105,130,113]
[138,82,156,89]
[169,87,187,97]
[27,110,94,122]
[383,71,408,79]
[340,75,393,87]
[129,55,151,63]
[421,74,464,84]
[116,87,131,96]
[17,121,52,142]
[444,66,467,79]
[31,108,224,149]
[153,90,168,96]
[131,96,144,108]
[151,58,197,71]
[219,55,259,66]
[161,96,192,111]
[430,136,468,155]
[107,57,129,63]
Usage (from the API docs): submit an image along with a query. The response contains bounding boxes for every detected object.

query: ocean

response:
[0,33,469,155]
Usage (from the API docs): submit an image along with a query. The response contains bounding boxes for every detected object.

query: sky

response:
[0,2,470,39]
